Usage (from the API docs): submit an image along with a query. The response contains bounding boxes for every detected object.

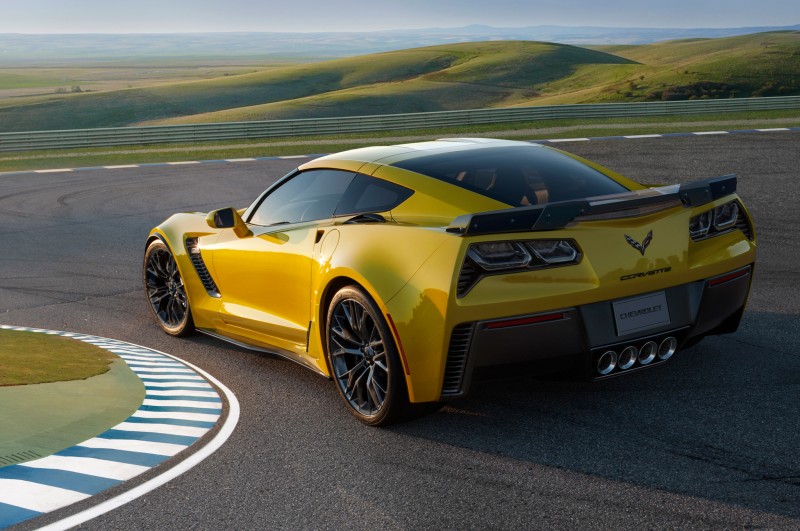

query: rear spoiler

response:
[446,174,737,236]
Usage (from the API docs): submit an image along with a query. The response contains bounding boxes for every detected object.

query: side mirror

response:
[206,207,251,238]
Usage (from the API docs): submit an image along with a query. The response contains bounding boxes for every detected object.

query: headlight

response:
[689,200,742,241]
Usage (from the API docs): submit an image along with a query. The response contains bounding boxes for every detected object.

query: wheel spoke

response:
[344,364,368,400]
[331,318,360,346]
[366,369,385,410]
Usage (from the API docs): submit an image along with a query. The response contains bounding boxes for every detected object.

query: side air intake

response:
[185,237,221,298]
[442,322,475,396]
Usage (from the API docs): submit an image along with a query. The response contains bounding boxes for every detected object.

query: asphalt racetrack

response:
[1,132,799,529]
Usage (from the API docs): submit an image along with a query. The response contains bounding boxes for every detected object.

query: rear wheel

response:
[143,239,194,337]
[326,286,407,426]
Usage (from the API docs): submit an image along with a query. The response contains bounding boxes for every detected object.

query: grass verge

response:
[1,109,798,172]
[0,329,116,386]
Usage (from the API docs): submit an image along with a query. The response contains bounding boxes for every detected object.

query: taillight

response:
[689,200,745,241]
[458,239,581,296]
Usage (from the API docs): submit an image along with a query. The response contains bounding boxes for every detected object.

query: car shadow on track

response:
[393,311,800,518]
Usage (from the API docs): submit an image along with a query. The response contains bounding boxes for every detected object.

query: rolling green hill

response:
[0,41,634,131]
[0,33,798,133]
[521,31,800,105]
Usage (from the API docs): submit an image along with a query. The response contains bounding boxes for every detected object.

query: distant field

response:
[0,32,798,133]
[0,59,303,103]
[0,65,261,97]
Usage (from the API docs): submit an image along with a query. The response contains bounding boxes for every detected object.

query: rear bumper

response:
[441,264,753,398]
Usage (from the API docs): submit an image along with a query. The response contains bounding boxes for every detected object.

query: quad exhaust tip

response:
[595,336,679,376]
[638,341,658,365]
[618,345,637,370]
[597,350,617,376]
[658,336,678,360]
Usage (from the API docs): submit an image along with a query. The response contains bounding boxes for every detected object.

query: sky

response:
[1,0,799,33]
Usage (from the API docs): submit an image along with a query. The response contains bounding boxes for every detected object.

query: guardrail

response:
[1,95,798,152]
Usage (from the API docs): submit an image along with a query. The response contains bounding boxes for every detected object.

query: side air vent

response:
[457,259,481,297]
[185,237,221,298]
[735,203,754,240]
[442,322,475,396]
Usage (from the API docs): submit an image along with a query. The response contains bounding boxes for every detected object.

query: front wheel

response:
[143,239,194,337]
[326,286,408,426]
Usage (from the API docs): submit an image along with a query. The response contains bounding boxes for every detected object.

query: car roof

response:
[309,138,541,166]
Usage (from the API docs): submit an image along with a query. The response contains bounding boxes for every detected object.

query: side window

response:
[335,174,414,216]
[249,169,355,226]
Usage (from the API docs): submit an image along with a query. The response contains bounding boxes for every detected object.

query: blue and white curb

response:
[0,326,239,529]
[0,126,797,177]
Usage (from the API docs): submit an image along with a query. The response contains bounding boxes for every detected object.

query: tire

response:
[143,239,194,337]
[326,286,408,426]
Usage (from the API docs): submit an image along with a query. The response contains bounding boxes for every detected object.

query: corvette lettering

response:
[620,266,672,281]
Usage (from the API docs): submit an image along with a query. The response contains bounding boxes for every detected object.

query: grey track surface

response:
[2,133,799,529]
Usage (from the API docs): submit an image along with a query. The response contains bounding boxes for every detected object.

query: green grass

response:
[0,329,116,386]
[0,40,634,131]
[539,31,800,105]
[1,33,797,133]
[1,109,797,173]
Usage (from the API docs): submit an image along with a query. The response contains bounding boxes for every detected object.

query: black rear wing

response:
[446,174,737,236]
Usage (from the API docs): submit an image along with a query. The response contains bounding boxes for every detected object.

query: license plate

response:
[613,291,671,336]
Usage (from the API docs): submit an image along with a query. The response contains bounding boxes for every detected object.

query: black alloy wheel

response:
[144,239,194,336]
[327,286,407,426]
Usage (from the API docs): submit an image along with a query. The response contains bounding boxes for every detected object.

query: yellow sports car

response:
[144,138,756,425]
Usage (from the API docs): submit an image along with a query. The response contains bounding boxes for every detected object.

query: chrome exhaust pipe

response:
[638,341,657,365]
[597,350,618,376]
[658,337,677,360]
[618,345,637,370]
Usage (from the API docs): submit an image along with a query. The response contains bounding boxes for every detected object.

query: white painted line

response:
[114,352,183,367]
[141,381,213,389]
[108,348,163,357]
[142,398,220,409]
[756,127,790,132]
[693,131,729,135]
[147,389,220,398]
[624,134,663,139]
[546,138,590,142]
[102,164,140,169]
[78,437,188,457]
[136,374,204,381]
[131,367,195,374]
[279,155,309,159]
[118,358,185,367]
[225,158,257,162]
[0,479,89,513]
[131,410,219,422]
[34,169,73,174]
[167,161,200,165]
[21,455,150,481]
[114,422,209,438]
[41,346,241,531]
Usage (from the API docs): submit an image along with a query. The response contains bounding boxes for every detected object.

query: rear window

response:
[392,145,628,207]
